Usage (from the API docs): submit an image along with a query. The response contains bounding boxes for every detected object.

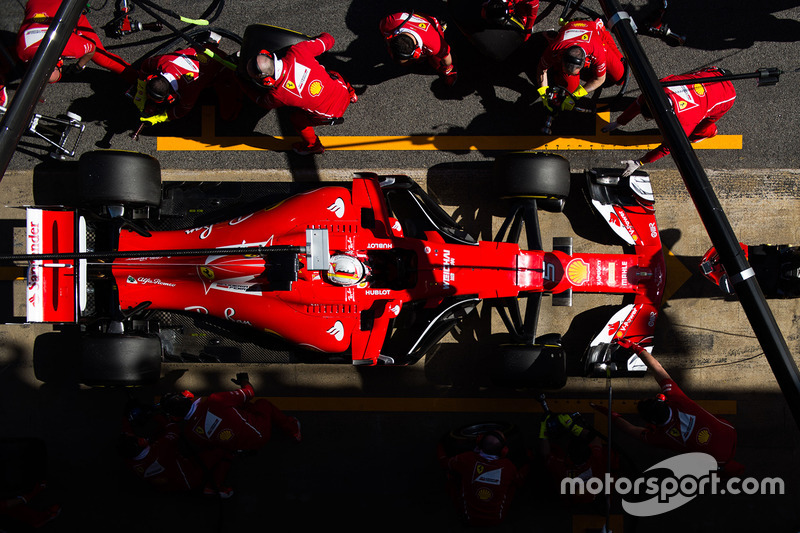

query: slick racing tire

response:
[495,152,571,210]
[79,334,162,387]
[78,150,162,208]
[491,343,567,390]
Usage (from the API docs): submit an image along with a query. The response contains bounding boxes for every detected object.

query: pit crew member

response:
[244,32,357,155]
[481,0,540,39]
[437,430,529,526]
[591,339,743,475]
[538,412,615,504]
[15,0,136,84]
[162,373,302,454]
[379,12,458,86]
[602,66,736,177]
[535,18,625,111]
[133,39,242,126]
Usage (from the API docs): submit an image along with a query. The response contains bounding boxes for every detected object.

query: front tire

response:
[78,150,162,209]
[494,152,571,206]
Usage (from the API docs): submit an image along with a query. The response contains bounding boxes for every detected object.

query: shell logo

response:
[218,429,234,441]
[693,83,706,97]
[309,80,323,96]
[476,487,494,501]
[697,428,711,444]
[566,258,589,286]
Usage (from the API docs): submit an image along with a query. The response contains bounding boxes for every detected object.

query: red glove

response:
[616,338,646,354]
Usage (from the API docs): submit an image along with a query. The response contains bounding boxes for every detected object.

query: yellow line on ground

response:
[263,396,736,414]
[155,108,743,152]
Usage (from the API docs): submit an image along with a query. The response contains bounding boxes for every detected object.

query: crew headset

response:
[476,430,509,458]
[390,12,422,61]
[146,73,178,106]
[251,49,278,87]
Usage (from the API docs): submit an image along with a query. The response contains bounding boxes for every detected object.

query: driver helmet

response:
[327,254,371,286]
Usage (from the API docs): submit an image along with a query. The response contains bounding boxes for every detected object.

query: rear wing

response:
[25,208,85,323]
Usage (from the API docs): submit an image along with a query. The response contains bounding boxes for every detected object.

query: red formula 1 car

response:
[15,151,664,388]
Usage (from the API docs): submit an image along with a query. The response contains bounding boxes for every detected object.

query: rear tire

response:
[80,334,162,387]
[491,343,567,389]
[78,150,162,208]
[494,152,571,203]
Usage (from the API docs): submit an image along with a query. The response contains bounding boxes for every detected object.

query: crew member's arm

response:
[208,380,255,407]
[582,72,606,94]
[294,32,335,58]
[617,338,671,384]
[590,402,648,440]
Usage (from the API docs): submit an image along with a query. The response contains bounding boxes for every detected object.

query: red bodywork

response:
[107,175,665,364]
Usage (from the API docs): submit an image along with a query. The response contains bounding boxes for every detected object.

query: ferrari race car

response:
[14,150,664,388]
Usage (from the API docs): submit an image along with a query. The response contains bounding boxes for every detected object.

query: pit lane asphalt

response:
[2,0,800,531]
[2,0,800,172]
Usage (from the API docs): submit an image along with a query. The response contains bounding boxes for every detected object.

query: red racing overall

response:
[379,12,452,73]
[439,447,527,526]
[537,18,625,93]
[16,0,135,82]
[616,67,737,163]
[181,383,300,452]
[482,0,540,37]
[250,32,354,148]
[139,46,240,121]
[641,378,738,467]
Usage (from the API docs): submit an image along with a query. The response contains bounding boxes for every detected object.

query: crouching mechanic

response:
[162,373,301,455]
[15,0,136,84]
[379,12,458,86]
[591,338,743,475]
[437,430,529,526]
[118,414,234,497]
[244,32,357,155]
[602,66,736,177]
[481,0,540,40]
[538,411,617,505]
[535,18,625,112]
[133,36,242,127]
